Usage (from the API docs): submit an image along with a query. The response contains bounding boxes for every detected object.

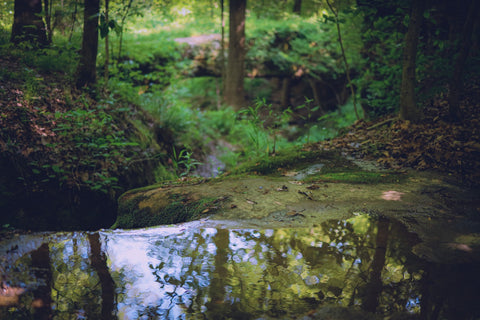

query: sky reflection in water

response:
[1,215,480,319]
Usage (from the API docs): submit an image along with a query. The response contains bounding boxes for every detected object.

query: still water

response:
[1,215,479,319]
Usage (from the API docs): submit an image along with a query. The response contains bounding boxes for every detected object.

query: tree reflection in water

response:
[1,215,479,319]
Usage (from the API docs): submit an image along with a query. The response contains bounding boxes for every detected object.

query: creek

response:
[1,213,479,319]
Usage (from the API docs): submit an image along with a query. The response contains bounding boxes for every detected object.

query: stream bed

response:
[1,214,480,319]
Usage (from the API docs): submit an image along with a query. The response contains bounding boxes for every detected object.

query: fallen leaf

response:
[283,171,298,177]
[288,181,303,185]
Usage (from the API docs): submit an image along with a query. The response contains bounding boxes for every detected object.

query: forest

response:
[0,0,478,230]
[0,0,480,318]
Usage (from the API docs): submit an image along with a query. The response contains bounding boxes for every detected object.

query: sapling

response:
[296,97,319,144]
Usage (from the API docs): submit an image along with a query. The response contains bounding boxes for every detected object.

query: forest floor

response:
[310,80,480,187]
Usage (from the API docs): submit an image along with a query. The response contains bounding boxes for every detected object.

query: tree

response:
[10,0,49,46]
[88,233,116,319]
[361,217,389,313]
[104,0,110,85]
[326,0,360,120]
[293,0,302,15]
[399,0,425,121]
[76,0,100,88]
[447,0,479,122]
[224,0,246,110]
[44,0,52,43]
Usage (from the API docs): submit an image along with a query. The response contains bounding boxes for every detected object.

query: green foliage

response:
[293,97,360,145]
[26,99,140,194]
[99,13,121,39]
[238,98,291,157]
[238,99,269,156]
[295,97,319,144]
[171,147,202,178]
[354,12,406,117]
[246,16,343,77]
[101,6,368,176]
[0,40,78,78]
[0,1,13,31]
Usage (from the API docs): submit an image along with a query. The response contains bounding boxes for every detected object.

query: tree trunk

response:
[447,0,479,122]
[308,78,325,114]
[205,229,230,316]
[220,0,226,97]
[224,0,246,110]
[280,78,290,108]
[104,0,110,86]
[68,0,78,42]
[11,0,49,46]
[76,0,100,88]
[399,0,425,121]
[117,0,133,61]
[293,0,302,14]
[44,0,52,43]
[362,217,389,313]
[88,233,116,319]
[31,243,52,320]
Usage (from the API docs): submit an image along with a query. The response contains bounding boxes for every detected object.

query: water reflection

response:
[1,215,479,319]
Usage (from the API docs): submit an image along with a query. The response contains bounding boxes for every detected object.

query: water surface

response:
[1,215,479,319]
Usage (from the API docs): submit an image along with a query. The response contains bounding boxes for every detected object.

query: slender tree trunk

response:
[68,0,78,42]
[399,0,425,121]
[293,0,302,14]
[224,0,246,110]
[11,0,49,46]
[220,0,226,96]
[280,78,290,108]
[448,0,479,122]
[104,0,110,85]
[117,0,133,61]
[44,0,52,43]
[88,233,116,320]
[326,0,359,120]
[76,0,100,88]
[308,78,325,114]
[362,218,389,313]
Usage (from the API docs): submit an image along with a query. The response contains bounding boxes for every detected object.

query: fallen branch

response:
[367,117,397,130]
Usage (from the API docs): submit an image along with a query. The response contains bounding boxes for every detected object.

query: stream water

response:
[1,215,479,319]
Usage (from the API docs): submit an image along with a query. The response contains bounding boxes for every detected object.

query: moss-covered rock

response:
[113,183,228,229]
[114,150,470,230]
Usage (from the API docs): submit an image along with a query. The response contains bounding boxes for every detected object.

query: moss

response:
[305,171,408,184]
[233,147,341,175]
[114,192,225,229]
[120,177,211,197]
